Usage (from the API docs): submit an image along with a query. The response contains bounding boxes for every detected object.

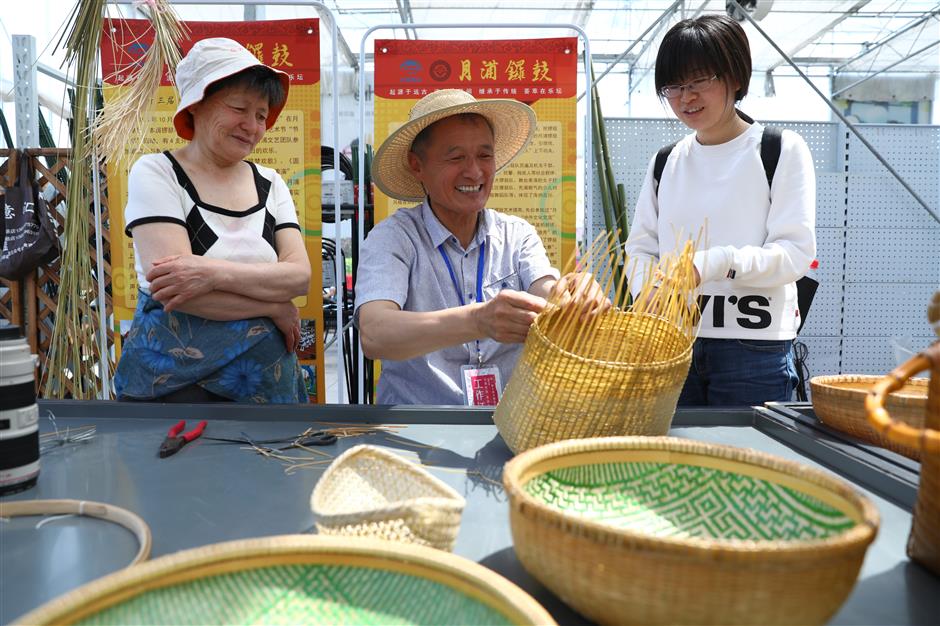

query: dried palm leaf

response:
[92,0,187,164]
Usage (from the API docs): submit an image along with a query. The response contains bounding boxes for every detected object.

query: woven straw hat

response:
[372,89,537,202]
[173,37,290,140]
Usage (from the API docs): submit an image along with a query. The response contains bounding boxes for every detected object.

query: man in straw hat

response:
[357,89,603,405]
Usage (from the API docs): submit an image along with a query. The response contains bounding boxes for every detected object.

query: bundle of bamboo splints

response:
[493,233,700,453]
[43,0,185,398]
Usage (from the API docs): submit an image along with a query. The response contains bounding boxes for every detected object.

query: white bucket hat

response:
[173,37,290,140]
[372,89,537,202]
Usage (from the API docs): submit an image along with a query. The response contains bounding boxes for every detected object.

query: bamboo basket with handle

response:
[866,340,940,575]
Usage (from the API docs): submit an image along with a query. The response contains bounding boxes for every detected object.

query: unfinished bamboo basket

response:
[493,236,699,453]
[866,340,940,575]
[503,436,879,625]
[811,374,927,460]
[311,445,466,551]
[14,535,555,625]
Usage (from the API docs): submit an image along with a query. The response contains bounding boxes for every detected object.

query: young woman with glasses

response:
[624,14,817,407]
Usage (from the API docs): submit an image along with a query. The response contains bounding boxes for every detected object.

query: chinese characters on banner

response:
[100,18,324,402]
[373,38,578,267]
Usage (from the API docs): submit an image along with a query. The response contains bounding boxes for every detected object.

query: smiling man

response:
[355,89,563,406]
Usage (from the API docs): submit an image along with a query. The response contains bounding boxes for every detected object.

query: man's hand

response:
[550,271,612,319]
[270,301,301,353]
[147,254,220,312]
[473,290,547,343]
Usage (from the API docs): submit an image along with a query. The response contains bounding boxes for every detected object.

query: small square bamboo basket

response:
[311,445,466,552]
[810,374,927,460]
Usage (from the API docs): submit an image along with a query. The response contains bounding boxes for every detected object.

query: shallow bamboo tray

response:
[311,445,465,551]
[494,309,693,453]
[14,535,555,625]
[811,374,927,460]
[503,436,879,626]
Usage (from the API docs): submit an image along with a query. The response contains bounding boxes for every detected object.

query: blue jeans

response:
[678,337,798,407]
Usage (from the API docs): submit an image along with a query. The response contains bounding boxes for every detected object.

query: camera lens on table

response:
[0,323,39,495]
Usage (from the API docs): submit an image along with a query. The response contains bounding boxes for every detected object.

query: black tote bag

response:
[0,151,60,280]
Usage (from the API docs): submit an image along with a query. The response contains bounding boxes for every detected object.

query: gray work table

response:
[1,401,936,625]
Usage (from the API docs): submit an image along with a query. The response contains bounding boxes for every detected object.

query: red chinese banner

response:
[102,18,324,402]
[373,38,578,267]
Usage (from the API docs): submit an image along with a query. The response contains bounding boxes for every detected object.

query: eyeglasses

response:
[658,75,719,99]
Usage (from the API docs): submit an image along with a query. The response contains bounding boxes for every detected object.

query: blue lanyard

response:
[438,240,486,365]
[437,240,485,306]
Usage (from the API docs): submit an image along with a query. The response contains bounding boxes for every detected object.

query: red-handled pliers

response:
[159,420,207,458]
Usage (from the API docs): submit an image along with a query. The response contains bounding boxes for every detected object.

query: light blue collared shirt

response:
[355,200,559,405]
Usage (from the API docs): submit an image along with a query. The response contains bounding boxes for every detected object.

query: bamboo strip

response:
[0,499,151,565]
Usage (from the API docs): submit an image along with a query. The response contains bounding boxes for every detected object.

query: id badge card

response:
[460,365,502,407]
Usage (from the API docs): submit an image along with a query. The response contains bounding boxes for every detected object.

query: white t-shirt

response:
[124,152,300,290]
[625,122,816,340]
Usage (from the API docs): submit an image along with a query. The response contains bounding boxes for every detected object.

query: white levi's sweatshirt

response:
[625,121,816,340]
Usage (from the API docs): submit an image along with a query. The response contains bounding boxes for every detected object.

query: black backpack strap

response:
[760,125,782,190]
[654,121,782,194]
[652,142,677,195]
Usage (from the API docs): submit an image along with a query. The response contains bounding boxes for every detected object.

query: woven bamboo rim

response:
[812,374,927,403]
[0,499,151,566]
[531,308,694,372]
[866,344,940,454]
[14,535,555,626]
[811,374,926,459]
[504,436,879,558]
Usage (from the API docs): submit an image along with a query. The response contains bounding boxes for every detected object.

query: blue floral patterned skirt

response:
[114,291,306,403]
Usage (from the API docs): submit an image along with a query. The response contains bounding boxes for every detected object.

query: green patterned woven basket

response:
[504,437,880,626]
[14,536,555,626]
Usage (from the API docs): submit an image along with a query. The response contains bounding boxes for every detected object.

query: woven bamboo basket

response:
[503,436,879,625]
[14,535,555,625]
[811,374,927,460]
[493,308,693,453]
[866,341,940,575]
[311,445,466,551]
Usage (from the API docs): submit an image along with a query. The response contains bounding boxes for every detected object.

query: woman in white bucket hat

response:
[114,38,310,403]
[356,89,607,406]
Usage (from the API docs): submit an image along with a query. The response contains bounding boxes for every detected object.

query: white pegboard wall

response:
[800,283,842,337]
[797,336,842,379]
[842,336,937,376]
[814,228,844,285]
[847,176,939,230]
[845,125,940,230]
[845,228,940,283]
[816,173,846,229]
[843,283,940,337]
